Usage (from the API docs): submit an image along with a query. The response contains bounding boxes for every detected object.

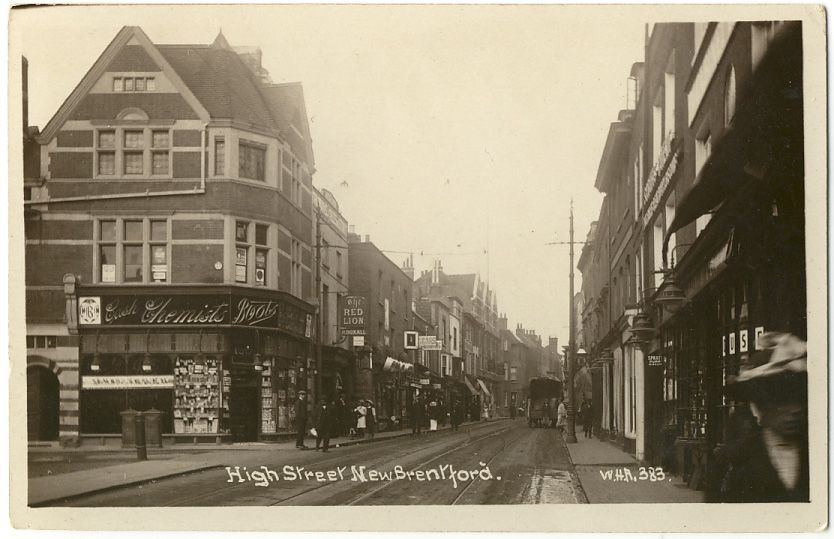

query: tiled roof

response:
[158,45,280,132]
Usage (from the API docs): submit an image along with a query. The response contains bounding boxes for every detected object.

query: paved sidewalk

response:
[28,419,501,506]
[566,433,704,504]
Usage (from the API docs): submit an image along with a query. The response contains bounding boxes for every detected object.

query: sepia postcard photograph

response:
[7,2,828,533]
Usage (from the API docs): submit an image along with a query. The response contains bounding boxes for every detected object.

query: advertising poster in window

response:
[101,264,116,283]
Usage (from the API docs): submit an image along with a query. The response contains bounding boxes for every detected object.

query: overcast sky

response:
[13,5,647,348]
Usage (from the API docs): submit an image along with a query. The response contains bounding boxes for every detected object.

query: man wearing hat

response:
[712,332,809,503]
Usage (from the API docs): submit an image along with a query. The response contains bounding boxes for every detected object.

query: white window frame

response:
[95,217,170,284]
[94,127,172,180]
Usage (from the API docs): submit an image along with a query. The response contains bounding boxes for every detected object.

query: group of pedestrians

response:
[292,391,378,451]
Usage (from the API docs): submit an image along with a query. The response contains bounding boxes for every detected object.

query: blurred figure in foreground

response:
[713,332,808,503]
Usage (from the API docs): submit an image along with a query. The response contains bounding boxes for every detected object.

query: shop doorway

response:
[27,366,59,441]
[229,369,258,442]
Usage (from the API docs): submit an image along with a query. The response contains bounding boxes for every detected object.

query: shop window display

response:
[173,356,223,434]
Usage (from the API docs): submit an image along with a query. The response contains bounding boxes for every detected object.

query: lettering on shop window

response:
[82,374,174,390]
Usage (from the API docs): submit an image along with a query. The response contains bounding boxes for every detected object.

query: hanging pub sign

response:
[77,289,312,338]
[340,295,367,336]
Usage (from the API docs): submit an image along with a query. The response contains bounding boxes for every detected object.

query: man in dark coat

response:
[334,394,347,437]
[450,398,461,431]
[411,396,425,435]
[712,332,809,503]
[312,398,336,452]
[293,390,309,449]
[580,398,593,438]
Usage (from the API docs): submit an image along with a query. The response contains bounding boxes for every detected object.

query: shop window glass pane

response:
[124,152,143,174]
[124,245,143,282]
[152,151,169,175]
[98,152,115,175]
[255,224,268,246]
[135,77,146,91]
[124,220,143,242]
[124,131,144,149]
[150,221,167,242]
[152,130,169,148]
[100,245,116,282]
[99,131,115,148]
[100,220,117,242]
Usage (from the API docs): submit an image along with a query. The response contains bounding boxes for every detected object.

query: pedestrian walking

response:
[556,399,567,434]
[428,399,439,431]
[365,400,377,439]
[580,398,593,438]
[293,390,309,449]
[354,401,368,438]
[312,398,336,452]
[450,399,461,431]
[411,396,425,435]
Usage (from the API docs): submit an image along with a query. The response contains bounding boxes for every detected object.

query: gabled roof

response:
[38,26,210,143]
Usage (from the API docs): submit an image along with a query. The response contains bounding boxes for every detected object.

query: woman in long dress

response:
[556,399,567,433]
[354,402,367,438]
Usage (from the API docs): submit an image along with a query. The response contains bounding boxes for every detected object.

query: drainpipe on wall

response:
[24,122,210,207]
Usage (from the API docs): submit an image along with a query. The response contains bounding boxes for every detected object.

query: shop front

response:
[76,286,314,445]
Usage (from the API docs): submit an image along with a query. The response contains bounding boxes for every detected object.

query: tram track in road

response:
[56,420,509,507]
[341,423,517,506]
[267,422,517,506]
[166,422,505,507]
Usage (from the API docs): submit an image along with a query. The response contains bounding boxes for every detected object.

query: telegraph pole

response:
[565,200,578,443]
[315,208,323,405]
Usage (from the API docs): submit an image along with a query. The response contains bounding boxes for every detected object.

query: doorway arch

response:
[27,360,61,441]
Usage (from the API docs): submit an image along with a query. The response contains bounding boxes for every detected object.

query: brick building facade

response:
[25,27,317,445]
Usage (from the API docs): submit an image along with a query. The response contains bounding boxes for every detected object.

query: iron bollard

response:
[134,412,148,461]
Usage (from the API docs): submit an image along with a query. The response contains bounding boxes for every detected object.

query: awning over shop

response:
[463,376,479,396]
[662,22,802,266]
[477,379,491,397]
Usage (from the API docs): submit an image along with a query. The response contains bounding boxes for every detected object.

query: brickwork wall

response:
[57,130,93,147]
[171,219,224,240]
[173,130,201,147]
[171,244,224,283]
[50,152,93,179]
[69,93,198,120]
[105,45,161,71]
[172,151,201,178]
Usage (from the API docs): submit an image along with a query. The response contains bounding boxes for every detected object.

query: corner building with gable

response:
[25,27,319,445]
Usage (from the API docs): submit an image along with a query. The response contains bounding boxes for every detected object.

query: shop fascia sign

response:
[77,292,310,337]
[641,142,680,228]
[82,374,174,390]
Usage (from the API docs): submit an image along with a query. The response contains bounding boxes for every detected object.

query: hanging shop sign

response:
[77,290,311,338]
[754,326,765,349]
[647,353,664,367]
[419,378,431,385]
[352,335,365,347]
[82,375,174,390]
[418,336,442,350]
[404,330,418,350]
[340,295,367,336]
[739,329,749,353]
